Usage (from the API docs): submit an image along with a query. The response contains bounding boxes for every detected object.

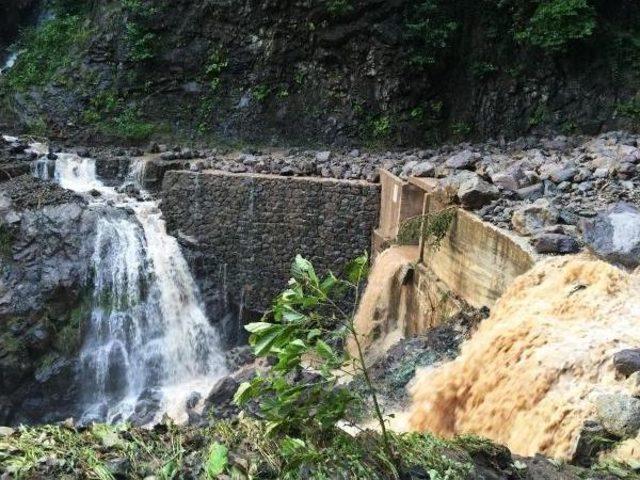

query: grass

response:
[0,418,477,479]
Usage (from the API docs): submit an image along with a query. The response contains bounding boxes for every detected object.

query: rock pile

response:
[7,130,640,263]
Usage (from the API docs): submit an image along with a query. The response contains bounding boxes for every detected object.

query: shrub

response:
[407,0,459,66]
[515,0,596,51]
[3,15,89,91]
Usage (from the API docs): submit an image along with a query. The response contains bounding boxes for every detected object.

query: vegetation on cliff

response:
[2,0,640,145]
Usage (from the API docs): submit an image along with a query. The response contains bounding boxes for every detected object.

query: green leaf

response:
[316,339,335,361]
[307,329,322,341]
[245,322,276,334]
[320,272,338,295]
[281,436,306,456]
[282,308,306,323]
[233,381,253,405]
[291,254,319,285]
[251,326,284,356]
[204,443,228,478]
[344,253,369,284]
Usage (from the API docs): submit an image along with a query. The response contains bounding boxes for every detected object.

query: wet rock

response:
[106,458,132,479]
[516,183,544,201]
[316,151,332,162]
[491,172,519,191]
[572,420,617,467]
[445,150,479,170]
[130,389,162,425]
[593,393,640,438]
[613,349,640,377]
[186,392,201,410]
[511,199,559,236]
[532,233,580,254]
[204,376,239,419]
[593,167,609,179]
[549,167,577,183]
[457,174,499,209]
[582,202,640,268]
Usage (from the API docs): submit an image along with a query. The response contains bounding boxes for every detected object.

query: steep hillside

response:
[2,0,640,145]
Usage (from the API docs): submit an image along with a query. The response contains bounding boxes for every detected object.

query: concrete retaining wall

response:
[373,169,535,311]
[161,170,380,318]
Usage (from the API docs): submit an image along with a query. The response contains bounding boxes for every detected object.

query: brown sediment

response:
[409,255,640,460]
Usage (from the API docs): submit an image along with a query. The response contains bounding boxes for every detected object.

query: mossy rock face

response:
[3,0,640,145]
[0,175,99,425]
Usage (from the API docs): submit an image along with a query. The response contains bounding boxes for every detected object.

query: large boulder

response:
[613,349,640,377]
[593,393,640,438]
[532,233,580,254]
[445,150,480,170]
[456,174,499,210]
[0,175,102,424]
[582,202,640,268]
[511,199,559,236]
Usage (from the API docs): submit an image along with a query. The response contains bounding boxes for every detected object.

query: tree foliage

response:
[514,0,596,51]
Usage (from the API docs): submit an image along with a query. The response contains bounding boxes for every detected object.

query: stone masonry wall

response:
[161,170,380,318]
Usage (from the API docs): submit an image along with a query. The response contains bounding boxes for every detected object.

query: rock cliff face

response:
[0,174,96,424]
[2,0,640,145]
[0,0,39,56]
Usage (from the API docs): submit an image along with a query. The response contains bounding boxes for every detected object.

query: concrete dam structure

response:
[159,165,536,351]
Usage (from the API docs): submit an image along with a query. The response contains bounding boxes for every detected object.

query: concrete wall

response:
[373,169,535,311]
[424,209,535,309]
[161,170,380,321]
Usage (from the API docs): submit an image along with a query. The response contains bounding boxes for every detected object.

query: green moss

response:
[0,333,23,355]
[617,96,640,128]
[81,90,159,142]
[529,102,551,128]
[205,47,228,91]
[326,0,353,17]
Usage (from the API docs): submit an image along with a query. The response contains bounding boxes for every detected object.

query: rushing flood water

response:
[32,147,227,424]
[409,255,640,462]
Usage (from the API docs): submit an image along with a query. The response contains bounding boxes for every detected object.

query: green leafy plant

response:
[372,115,392,138]
[205,48,228,90]
[235,253,398,463]
[515,0,596,51]
[396,208,456,249]
[252,84,271,102]
[407,0,459,66]
[617,96,640,128]
[121,0,160,62]
[204,442,228,478]
[3,15,89,92]
[326,0,353,16]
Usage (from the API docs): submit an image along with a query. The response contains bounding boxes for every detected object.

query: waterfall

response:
[33,151,227,424]
[0,52,18,75]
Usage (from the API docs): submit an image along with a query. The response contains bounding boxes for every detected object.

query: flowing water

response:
[32,148,227,424]
[0,52,18,75]
[409,255,640,462]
